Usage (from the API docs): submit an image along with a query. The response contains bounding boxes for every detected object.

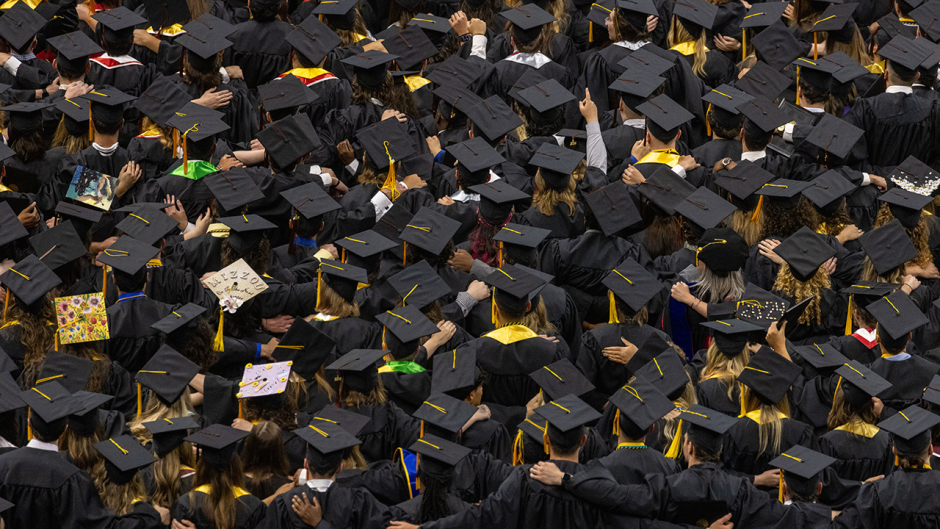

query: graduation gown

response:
[126,135,175,182]
[225,19,293,90]
[104,294,176,374]
[172,486,266,529]
[344,402,421,464]
[721,413,815,475]
[829,468,940,528]
[466,325,562,408]
[843,91,940,173]
[306,317,382,355]
[691,138,741,168]
[518,202,585,240]
[258,482,391,529]
[390,493,472,524]
[868,354,940,415]
[0,447,162,528]
[826,331,881,365]
[583,442,680,485]
[817,424,893,482]
[696,377,741,418]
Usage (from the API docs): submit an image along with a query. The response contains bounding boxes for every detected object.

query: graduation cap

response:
[176,29,233,59]
[178,12,234,36]
[619,46,676,77]
[356,117,415,170]
[0,205,23,249]
[425,54,483,88]
[433,85,483,119]
[610,70,666,111]
[218,214,277,256]
[535,394,603,442]
[701,319,763,356]
[735,60,792,100]
[769,445,836,498]
[166,103,231,163]
[55,202,103,235]
[755,178,812,208]
[842,281,899,310]
[97,235,159,276]
[409,13,453,35]
[65,390,112,437]
[136,77,192,128]
[880,36,930,71]
[151,303,207,335]
[794,56,840,94]
[5,101,53,132]
[810,2,858,34]
[388,260,452,310]
[95,435,157,485]
[587,0,613,26]
[889,155,940,197]
[923,374,940,407]
[284,15,341,65]
[46,31,102,62]
[714,161,776,207]
[0,372,26,414]
[143,415,200,458]
[318,259,367,303]
[185,423,250,469]
[471,180,530,222]
[400,207,461,256]
[879,404,940,453]
[608,375,675,434]
[336,230,397,271]
[20,381,78,423]
[258,75,318,116]
[136,344,200,405]
[237,361,292,400]
[529,359,594,401]
[835,359,892,407]
[492,223,550,258]
[257,114,321,169]
[55,97,93,138]
[741,2,789,28]
[431,348,479,398]
[376,305,440,354]
[272,318,335,378]
[736,96,791,133]
[583,182,642,237]
[483,264,547,314]
[637,165,696,215]
[413,393,478,436]
[312,0,358,16]
[325,349,386,394]
[738,348,802,404]
[0,254,62,306]
[280,182,340,221]
[204,169,266,214]
[501,4,556,45]
[911,2,940,42]
[802,170,856,215]
[92,6,147,32]
[792,342,849,371]
[409,434,472,476]
[141,0,191,32]
[528,143,584,190]
[675,187,736,231]
[703,84,753,116]
[341,50,397,87]
[857,219,918,274]
[879,188,934,228]
[673,0,719,32]
[295,421,361,460]
[465,96,523,142]
[447,137,506,185]
[382,26,438,70]
[735,289,790,325]
[637,94,694,136]
[25,220,82,272]
[555,129,589,152]
[867,290,929,339]
[635,351,689,400]
[514,79,577,113]
[826,52,870,93]
[518,411,549,443]
[602,258,663,315]
[751,20,804,71]
[307,405,372,437]
[772,226,837,282]
[0,2,48,50]
[36,351,93,394]
[114,208,179,247]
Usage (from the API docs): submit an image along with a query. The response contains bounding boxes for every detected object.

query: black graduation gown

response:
[258,482,391,529]
[868,355,940,415]
[696,377,741,418]
[126,135,174,182]
[691,138,741,168]
[518,202,585,240]
[172,488,266,529]
[721,415,815,475]
[577,44,635,115]
[487,32,581,77]
[817,427,893,482]
[87,56,158,98]
[390,493,472,524]
[465,328,562,408]
[830,469,940,528]
[670,48,735,90]
[172,77,258,145]
[491,58,577,105]
[843,91,940,173]
[584,443,680,485]
[344,402,421,464]
[307,317,381,355]
[770,289,845,345]
[225,19,293,90]
[826,332,881,365]
[0,447,162,528]
[104,295,176,373]
[460,418,513,464]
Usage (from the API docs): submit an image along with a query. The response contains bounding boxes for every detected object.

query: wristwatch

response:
[720,157,733,170]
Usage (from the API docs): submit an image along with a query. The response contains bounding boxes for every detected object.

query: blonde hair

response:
[140,116,173,151]
[151,442,196,509]
[740,384,789,456]
[532,171,578,217]
[731,208,763,247]
[701,342,751,401]
[129,389,196,443]
[523,297,557,335]
[318,281,361,319]
[827,26,872,65]
[874,203,931,267]
[52,116,92,154]
[772,263,829,326]
[860,257,904,284]
[668,17,707,78]
[341,376,388,408]
[101,474,146,516]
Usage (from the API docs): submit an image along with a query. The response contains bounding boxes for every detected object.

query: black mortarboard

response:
[675,187,736,230]
[0,2,48,50]
[377,306,439,350]
[167,103,230,142]
[84,87,136,128]
[5,101,53,132]
[280,182,340,220]
[37,352,93,394]
[492,223,550,254]
[92,6,147,32]
[218,214,277,256]
[410,434,471,474]
[826,52,870,93]
[0,254,61,306]
[741,2,788,28]
[868,290,929,339]
[389,260,451,310]
[609,375,674,431]
[136,345,200,405]
[879,405,940,453]
[889,155,940,197]
[483,264,547,314]
[792,342,849,371]
[835,360,892,407]
[535,394,602,432]
[273,318,335,378]
[431,348,479,397]
[588,0,613,26]
[701,319,763,356]
[530,359,594,401]
[0,201,28,247]
[434,85,482,120]
[55,202,102,236]
[602,258,663,312]
[152,303,206,335]
[336,230,397,270]
[356,117,415,170]
[325,349,386,394]
[95,434,157,485]
[312,0,357,16]
[181,13,236,37]
[447,137,506,184]
[638,165,697,215]
[509,68,549,101]
[97,236,158,275]
[67,391,112,437]
[923,374,940,407]
[879,188,934,228]
[204,169,265,214]
[618,50,674,82]
[518,411,548,441]
[177,29,233,59]
[638,94,694,134]
[400,207,461,255]
[911,2,940,41]
[880,36,930,71]
[679,404,739,435]
[341,50,397,87]
[735,60,791,99]
[425,55,483,88]
[715,161,776,206]
[21,381,78,422]
[134,77,191,128]
[186,424,250,468]
[755,178,812,208]
[307,405,371,437]
[55,97,91,135]
[295,421,360,458]
[318,259,367,302]
[466,96,523,142]
[773,226,836,282]
[471,180,530,222]
[735,283,791,328]
[27,220,84,271]
[115,207,179,247]
[501,5,556,45]
[842,281,899,308]
[674,0,718,31]
[810,3,858,33]
[413,393,477,434]
[737,96,790,132]
[257,114,321,169]
[0,372,26,413]
[751,20,804,71]
[584,181,642,236]
[770,445,835,498]
[802,170,856,215]
[528,143,584,190]
[635,351,688,400]
[794,56,840,93]
[702,84,753,114]
[409,13,452,35]
[47,31,102,61]
[696,228,749,273]
[514,79,577,113]
[556,129,589,152]
[141,0,191,31]
[382,26,437,70]
[284,15,341,64]
[258,75,318,115]
[878,12,917,41]
[144,415,200,458]
[738,348,802,404]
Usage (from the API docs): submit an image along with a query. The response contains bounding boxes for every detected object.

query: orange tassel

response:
[173,129,179,157]
[813,33,818,61]
[750,195,764,222]
[613,408,620,436]
[742,29,746,62]
[706,103,712,137]
[589,21,593,43]
[137,382,142,418]
[778,471,784,502]
[542,421,550,455]
[420,420,425,438]
[402,241,407,266]
[102,267,107,297]
[2,289,9,324]
[88,106,93,141]
[27,408,32,441]
[416,453,421,490]
[796,66,800,106]
[512,429,524,465]
[499,241,504,268]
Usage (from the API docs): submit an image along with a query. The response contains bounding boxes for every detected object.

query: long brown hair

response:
[340,375,388,408]
[27,341,109,393]
[242,421,291,497]
[151,442,196,509]
[52,117,92,154]
[323,13,370,46]
[8,296,55,386]
[101,474,146,515]
[189,456,246,529]
[316,281,360,319]
[874,203,931,267]
[60,423,107,485]
[773,263,829,326]
[827,384,878,431]
[181,52,223,91]
[701,342,751,400]
[532,171,578,217]
[759,198,818,240]
[668,18,708,78]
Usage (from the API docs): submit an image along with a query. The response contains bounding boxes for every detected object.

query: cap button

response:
[802,249,808,253]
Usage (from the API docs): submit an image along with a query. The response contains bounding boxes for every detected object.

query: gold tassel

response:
[512,429,524,465]
[54,333,59,352]
[27,408,32,441]
[416,453,421,490]
[382,327,388,351]
[102,267,107,298]
[316,268,322,312]
[589,21,593,43]
[608,291,620,324]
[499,241,504,268]
[750,195,764,222]
[173,129,179,157]
[613,408,620,436]
[420,420,424,438]
[213,307,225,351]
[402,241,407,266]
[742,29,746,62]
[778,471,784,502]
[238,400,245,420]
[542,421,551,455]
[813,33,818,61]
[739,382,747,418]
[137,382,142,418]
[380,142,399,201]
[706,103,712,137]
[665,419,683,459]
[2,289,9,324]
[845,295,853,336]
[491,289,498,326]
[796,66,800,106]
[833,376,842,404]
[88,106,93,141]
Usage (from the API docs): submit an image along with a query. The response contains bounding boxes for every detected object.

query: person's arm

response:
[528,462,665,518]
[580,88,607,174]
[765,320,790,361]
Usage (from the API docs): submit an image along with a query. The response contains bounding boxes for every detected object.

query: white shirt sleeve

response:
[861,173,871,186]
[319,173,333,187]
[345,159,360,175]
[470,35,487,60]
[219,67,230,84]
[3,56,21,76]
[783,123,795,143]
[671,165,687,178]
[370,191,393,220]
[585,121,607,174]
[182,222,196,235]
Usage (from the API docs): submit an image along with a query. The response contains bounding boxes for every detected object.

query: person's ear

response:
[580,433,587,447]
[468,128,475,139]
[816,482,823,496]
[85,62,91,74]
[52,58,58,71]
[526,300,532,312]
[676,129,682,141]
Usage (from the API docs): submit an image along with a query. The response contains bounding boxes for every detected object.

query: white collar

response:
[450,190,480,203]
[883,352,912,361]
[624,118,645,129]
[26,439,58,452]
[0,436,15,448]
[886,85,914,94]
[805,106,825,113]
[305,479,334,492]
[912,84,926,88]
[855,328,877,342]
[613,40,648,51]
[503,52,552,69]
[312,313,338,322]
[741,151,766,161]
[93,142,119,157]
